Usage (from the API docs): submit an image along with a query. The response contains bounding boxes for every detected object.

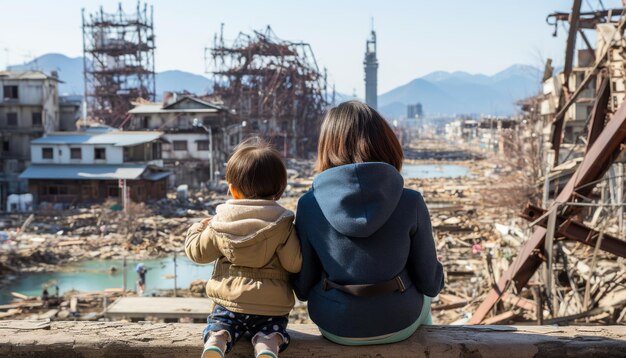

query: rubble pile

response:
[0,288,127,321]
[0,193,231,274]
[1,139,624,326]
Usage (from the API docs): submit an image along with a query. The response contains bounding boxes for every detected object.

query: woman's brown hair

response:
[315,100,403,172]
[225,138,287,200]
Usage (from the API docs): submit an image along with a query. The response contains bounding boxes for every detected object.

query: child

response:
[185,139,302,358]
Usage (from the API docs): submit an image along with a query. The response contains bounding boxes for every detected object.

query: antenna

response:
[220,23,225,47]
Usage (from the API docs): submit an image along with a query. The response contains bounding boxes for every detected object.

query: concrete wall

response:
[0,321,625,357]
[0,106,45,129]
[0,79,43,105]
[163,133,212,161]
[31,144,124,165]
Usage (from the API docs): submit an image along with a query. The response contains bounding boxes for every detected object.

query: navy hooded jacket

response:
[293,162,444,337]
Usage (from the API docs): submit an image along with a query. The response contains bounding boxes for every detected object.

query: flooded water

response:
[0,256,213,304]
[1,163,469,304]
[402,164,470,179]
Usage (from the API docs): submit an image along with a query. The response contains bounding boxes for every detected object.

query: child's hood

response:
[208,199,295,266]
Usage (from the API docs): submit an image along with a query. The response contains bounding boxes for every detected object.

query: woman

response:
[293,100,444,345]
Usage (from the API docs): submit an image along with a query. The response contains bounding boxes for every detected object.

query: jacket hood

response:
[208,199,295,267]
[312,162,404,237]
[211,199,292,242]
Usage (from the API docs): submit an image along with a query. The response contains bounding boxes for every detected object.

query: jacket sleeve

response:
[291,200,322,301]
[407,193,445,297]
[276,223,302,273]
[184,223,221,264]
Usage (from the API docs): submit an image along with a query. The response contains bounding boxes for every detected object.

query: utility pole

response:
[193,118,215,184]
[173,253,177,297]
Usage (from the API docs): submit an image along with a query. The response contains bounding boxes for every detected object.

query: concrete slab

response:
[1,321,626,357]
[105,297,212,320]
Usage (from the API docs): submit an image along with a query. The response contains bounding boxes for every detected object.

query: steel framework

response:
[470,2,626,324]
[206,26,327,157]
[82,2,156,126]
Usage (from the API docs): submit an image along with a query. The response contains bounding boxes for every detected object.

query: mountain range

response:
[8,53,542,116]
[378,64,542,117]
[7,53,213,98]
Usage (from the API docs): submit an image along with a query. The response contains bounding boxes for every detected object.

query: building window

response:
[46,185,69,196]
[197,140,210,151]
[94,147,106,160]
[7,113,17,126]
[42,147,53,159]
[70,148,82,159]
[2,140,8,153]
[32,112,42,126]
[173,140,187,151]
[3,85,18,100]
[152,142,162,160]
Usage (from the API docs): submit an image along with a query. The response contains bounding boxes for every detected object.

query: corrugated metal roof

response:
[0,71,59,81]
[20,164,170,181]
[19,164,149,180]
[31,131,163,147]
[163,96,224,110]
[143,171,171,181]
[128,104,220,114]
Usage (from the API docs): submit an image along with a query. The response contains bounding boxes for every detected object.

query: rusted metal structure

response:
[206,26,327,157]
[470,2,626,324]
[82,2,156,126]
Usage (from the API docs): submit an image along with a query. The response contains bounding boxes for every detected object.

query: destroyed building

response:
[470,2,626,325]
[444,116,520,157]
[126,94,232,187]
[82,2,156,126]
[0,71,80,212]
[207,26,328,158]
[19,128,169,207]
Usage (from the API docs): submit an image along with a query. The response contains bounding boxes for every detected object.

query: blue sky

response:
[0,1,620,96]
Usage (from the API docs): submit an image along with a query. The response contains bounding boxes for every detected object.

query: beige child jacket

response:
[185,199,302,316]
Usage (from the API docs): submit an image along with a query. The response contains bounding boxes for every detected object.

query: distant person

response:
[293,101,444,345]
[99,224,107,238]
[42,288,49,308]
[135,263,148,295]
[185,139,302,358]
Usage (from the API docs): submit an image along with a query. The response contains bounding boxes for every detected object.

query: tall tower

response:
[364,21,378,110]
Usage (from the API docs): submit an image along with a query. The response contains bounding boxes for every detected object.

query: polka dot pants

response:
[203,304,290,353]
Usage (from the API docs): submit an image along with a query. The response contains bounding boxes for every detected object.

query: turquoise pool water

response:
[0,256,212,304]
[402,164,470,179]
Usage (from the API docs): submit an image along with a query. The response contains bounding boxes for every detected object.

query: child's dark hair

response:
[225,138,287,200]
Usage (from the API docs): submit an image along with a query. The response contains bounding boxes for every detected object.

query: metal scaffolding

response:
[470,1,626,325]
[206,26,328,157]
[82,2,156,126]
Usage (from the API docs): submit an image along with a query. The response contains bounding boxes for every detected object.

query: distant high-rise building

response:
[407,103,423,119]
[364,23,378,110]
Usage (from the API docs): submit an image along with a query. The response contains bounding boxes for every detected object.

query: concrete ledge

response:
[1,321,626,357]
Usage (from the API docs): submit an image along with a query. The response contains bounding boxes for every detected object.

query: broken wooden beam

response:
[522,204,626,258]
[502,292,536,313]
[482,311,517,325]
[469,97,626,324]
